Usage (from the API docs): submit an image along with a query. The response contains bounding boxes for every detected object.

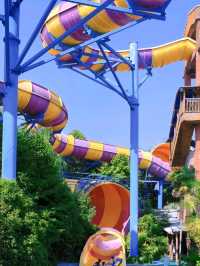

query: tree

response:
[168,167,195,198]
[95,154,130,185]
[0,179,50,266]
[0,129,96,265]
[69,129,86,140]
[168,166,200,265]
[126,214,168,264]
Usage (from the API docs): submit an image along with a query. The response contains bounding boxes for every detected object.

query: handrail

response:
[185,97,200,112]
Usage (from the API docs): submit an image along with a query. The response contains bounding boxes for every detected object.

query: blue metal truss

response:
[17,17,146,74]
[14,0,171,73]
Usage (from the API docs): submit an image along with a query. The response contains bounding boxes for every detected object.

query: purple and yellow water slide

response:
[17,80,170,265]
[16,1,198,264]
[17,80,171,266]
[18,80,68,132]
[51,134,171,179]
[40,1,196,73]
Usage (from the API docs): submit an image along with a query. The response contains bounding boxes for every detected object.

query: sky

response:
[0,0,199,151]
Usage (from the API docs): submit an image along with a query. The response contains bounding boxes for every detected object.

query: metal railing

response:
[185,98,200,113]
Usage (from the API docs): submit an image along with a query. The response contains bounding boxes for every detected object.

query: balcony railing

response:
[185,98,200,113]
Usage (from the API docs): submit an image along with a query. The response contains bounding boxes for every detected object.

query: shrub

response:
[126,214,168,263]
[0,179,50,266]
[1,129,96,265]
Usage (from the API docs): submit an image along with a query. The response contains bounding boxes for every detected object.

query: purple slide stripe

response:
[55,135,67,153]
[138,49,152,69]
[42,110,67,128]
[72,139,89,158]
[101,144,117,162]
[59,3,90,42]
[134,0,166,8]
[40,26,53,46]
[105,9,132,26]
[148,156,170,178]
[24,83,50,115]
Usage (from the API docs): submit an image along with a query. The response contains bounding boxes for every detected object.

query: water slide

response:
[15,79,170,265]
[14,1,198,264]
[56,38,196,72]
[50,134,171,179]
[80,183,129,266]
[18,80,68,132]
[40,0,197,72]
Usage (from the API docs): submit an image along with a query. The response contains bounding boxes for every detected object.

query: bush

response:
[181,248,200,266]
[126,214,168,263]
[0,129,96,265]
[168,167,196,197]
[0,179,49,266]
[95,154,130,184]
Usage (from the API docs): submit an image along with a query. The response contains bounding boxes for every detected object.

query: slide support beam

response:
[129,42,139,257]
[157,180,164,209]
[2,0,20,179]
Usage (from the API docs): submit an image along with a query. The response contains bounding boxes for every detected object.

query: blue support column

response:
[2,0,20,179]
[158,180,164,209]
[129,42,139,256]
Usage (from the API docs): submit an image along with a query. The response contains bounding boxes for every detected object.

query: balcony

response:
[170,87,200,167]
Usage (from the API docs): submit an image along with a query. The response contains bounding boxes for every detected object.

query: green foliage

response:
[168,166,200,263]
[69,130,86,140]
[181,248,200,266]
[187,217,200,250]
[169,167,195,197]
[126,214,168,263]
[0,129,96,265]
[17,129,64,200]
[95,154,129,183]
[0,179,49,266]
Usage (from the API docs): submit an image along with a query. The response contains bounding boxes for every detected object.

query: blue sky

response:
[0,1,199,150]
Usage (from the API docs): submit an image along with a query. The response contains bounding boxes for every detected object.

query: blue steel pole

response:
[129,42,139,257]
[2,0,20,179]
[158,180,164,209]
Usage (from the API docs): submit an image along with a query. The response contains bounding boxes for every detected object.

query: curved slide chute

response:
[40,0,168,55]
[57,37,196,72]
[18,80,68,132]
[151,142,170,162]
[88,182,130,231]
[50,134,171,179]
[80,228,126,266]
[80,183,129,266]
[40,1,196,72]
